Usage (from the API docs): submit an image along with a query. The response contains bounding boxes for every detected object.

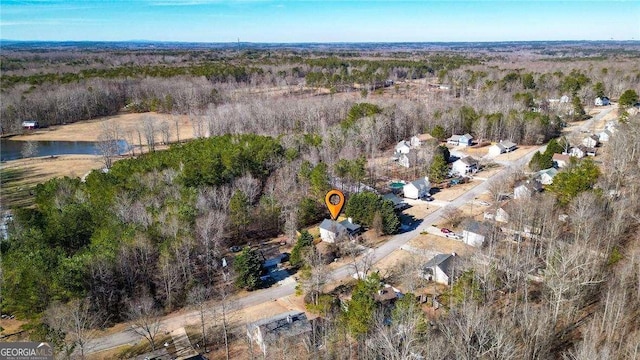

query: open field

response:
[1,155,103,208]
[11,112,195,143]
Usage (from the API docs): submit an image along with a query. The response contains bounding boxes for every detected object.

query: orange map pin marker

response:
[325,189,345,220]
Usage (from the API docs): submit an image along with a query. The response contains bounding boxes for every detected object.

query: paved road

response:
[87,107,615,354]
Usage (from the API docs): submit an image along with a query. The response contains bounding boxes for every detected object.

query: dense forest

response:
[1,43,640,359]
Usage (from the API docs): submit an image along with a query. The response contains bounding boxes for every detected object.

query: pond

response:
[0,139,130,161]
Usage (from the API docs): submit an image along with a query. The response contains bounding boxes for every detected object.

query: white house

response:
[447,133,474,146]
[514,180,543,200]
[395,140,411,155]
[488,140,517,157]
[595,97,610,106]
[552,153,571,168]
[536,167,559,185]
[447,135,462,145]
[462,221,492,247]
[403,177,431,199]
[598,129,612,142]
[582,135,599,148]
[422,253,457,285]
[247,311,312,356]
[319,218,361,243]
[451,156,478,176]
[568,146,585,158]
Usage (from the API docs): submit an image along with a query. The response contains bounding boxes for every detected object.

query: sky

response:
[1,0,639,42]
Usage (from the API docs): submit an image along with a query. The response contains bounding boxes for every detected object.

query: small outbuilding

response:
[21,120,39,129]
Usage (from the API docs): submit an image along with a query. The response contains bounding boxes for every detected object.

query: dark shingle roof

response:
[248,311,312,346]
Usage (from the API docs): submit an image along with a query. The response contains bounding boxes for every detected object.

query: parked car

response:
[440,228,452,234]
[229,246,242,253]
[423,196,434,202]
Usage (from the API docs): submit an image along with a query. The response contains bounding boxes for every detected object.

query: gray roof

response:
[499,140,517,149]
[396,140,410,150]
[464,220,494,236]
[515,180,543,192]
[383,193,405,207]
[538,167,558,177]
[459,156,478,166]
[319,219,361,234]
[248,311,312,345]
[448,135,462,141]
[424,254,456,276]
[461,133,474,140]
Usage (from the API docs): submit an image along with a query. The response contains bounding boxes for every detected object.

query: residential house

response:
[552,153,571,168]
[247,311,312,356]
[595,96,610,106]
[447,135,462,146]
[487,140,517,157]
[462,221,493,247]
[451,156,479,176]
[373,284,402,305]
[21,120,38,129]
[536,167,559,185]
[403,177,431,199]
[582,135,599,148]
[319,218,362,243]
[447,133,474,146]
[514,180,543,200]
[598,129,612,142]
[568,146,585,158]
[422,253,457,285]
[483,207,509,223]
[395,140,411,155]
[382,193,407,210]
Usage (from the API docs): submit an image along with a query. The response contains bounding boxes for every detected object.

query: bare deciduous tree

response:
[127,296,163,351]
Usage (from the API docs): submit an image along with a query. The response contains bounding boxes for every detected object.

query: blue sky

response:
[1,1,638,42]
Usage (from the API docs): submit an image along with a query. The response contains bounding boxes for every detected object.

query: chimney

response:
[347,217,353,224]
[451,252,457,257]
[286,315,292,324]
